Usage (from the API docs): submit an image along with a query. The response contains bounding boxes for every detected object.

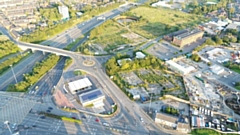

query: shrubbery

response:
[0,40,20,59]
[7,55,60,92]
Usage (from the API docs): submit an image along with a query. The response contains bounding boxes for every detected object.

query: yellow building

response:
[172,29,204,48]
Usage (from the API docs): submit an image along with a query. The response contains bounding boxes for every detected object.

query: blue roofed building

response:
[78,89,105,107]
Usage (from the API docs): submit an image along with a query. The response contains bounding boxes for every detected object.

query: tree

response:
[230,37,237,43]
[192,0,199,7]
[213,36,223,45]
[229,7,235,14]
[191,54,201,62]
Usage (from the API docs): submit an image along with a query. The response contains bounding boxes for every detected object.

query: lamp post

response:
[10,65,17,84]
[4,121,12,135]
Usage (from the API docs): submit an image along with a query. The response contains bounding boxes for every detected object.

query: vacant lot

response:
[127,6,207,38]
[87,20,132,51]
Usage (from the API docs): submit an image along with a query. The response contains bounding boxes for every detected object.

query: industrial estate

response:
[0,0,240,135]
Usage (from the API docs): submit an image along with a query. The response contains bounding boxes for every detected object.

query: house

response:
[155,113,178,128]
[117,58,132,66]
[225,23,239,31]
[176,123,190,133]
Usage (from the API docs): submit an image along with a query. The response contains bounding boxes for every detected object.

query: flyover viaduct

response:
[17,41,75,57]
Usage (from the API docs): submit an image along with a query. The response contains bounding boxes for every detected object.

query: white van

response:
[102,122,110,127]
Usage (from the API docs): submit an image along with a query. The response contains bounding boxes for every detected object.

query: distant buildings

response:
[58,6,70,20]
[164,29,204,48]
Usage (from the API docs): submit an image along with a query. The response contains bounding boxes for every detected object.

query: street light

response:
[4,121,12,135]
[10,65,17,84]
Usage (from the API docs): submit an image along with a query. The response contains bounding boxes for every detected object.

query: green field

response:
[87,20,132,51]
[127,6,207,38]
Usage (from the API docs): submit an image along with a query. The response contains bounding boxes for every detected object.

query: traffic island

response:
[82,60,95,66]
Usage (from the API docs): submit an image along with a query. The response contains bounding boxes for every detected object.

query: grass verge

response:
[191,128,238,135]
[73,70,87,76]
[64,57,73,70]
[41,112,82,124]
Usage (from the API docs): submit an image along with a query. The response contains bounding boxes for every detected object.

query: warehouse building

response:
[78,89,105,107]
[166,60,196,75]
[164,29,204,48]
[210,65,224,75]
[67,78,92,94]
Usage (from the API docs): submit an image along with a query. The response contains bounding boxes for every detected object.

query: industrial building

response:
[78,89,105,107]
[67,78,92,94]
[166,60,196,75]
[164,29,204,48]
[210,65,224,75]
[58,6,69,20]
[155,113,178,128]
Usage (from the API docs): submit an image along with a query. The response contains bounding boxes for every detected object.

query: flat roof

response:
[155,113,178,123]
[166,60,195,75]
[79,89,105,103]
[136,52,146,59]
[68,78,92,92]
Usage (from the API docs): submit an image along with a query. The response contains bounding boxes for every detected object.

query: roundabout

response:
[82,59,95,66]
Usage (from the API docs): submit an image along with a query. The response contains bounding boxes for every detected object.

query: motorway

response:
[0,2,169,135]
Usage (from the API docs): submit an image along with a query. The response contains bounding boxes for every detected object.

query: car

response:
[32,125,37,128]
[48,107,53,110]
[46,110,51,113]
[12,123,16,129]
[95,118,99,122]
[40,116,45,119]
[82,116,86,119]
[140,117,144,122]
[72,117,76,119]
[102,122,110,127]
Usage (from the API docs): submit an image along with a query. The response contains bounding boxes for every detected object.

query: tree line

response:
[7,55,60,92]
[191,0,232,15]
[0,40,20,59]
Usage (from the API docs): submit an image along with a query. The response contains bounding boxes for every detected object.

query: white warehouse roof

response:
[166,60,195,75]
[68,78,92,92]
[210,65,224,75]
[136,52,146,59]
[206,48,225,56]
